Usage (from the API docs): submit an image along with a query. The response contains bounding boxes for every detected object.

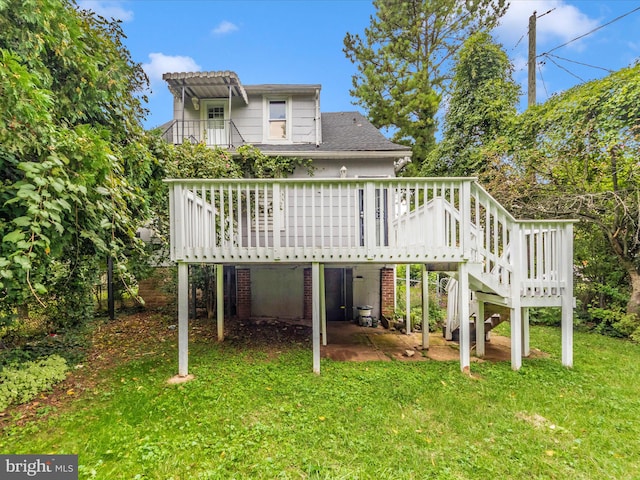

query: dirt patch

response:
[0,310,177,429]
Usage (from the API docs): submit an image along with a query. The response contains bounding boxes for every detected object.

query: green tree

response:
[424,31,520,176]
[343,0,508,170]
[486,64,640,333]
[0,0,156,326]
[147,139,313,320]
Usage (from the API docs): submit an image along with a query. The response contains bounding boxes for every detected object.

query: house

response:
[161,71,412,325]
[161,71,575,376]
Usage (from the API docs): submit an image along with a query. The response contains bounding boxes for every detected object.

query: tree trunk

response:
[622,260,640,318]
[204,267,216,321]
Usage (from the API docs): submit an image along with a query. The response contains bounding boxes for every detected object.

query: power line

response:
[537,62,549,98]
[545,56,586,83]
[544,53,614,73]
[541,5,640,57]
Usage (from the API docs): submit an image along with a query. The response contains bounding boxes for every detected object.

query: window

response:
[268,99,287,140]
[207,106,224,124]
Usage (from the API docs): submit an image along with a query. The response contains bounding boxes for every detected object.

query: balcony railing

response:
[166,177,573,300]
[161,120,246,148]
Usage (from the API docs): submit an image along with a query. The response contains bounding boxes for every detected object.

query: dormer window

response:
[264,97,291,143]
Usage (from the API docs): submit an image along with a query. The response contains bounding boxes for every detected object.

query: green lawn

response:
[2,315,640,479]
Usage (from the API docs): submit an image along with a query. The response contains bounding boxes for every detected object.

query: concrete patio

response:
[321,321,517,363]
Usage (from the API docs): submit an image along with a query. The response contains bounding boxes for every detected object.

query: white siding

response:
[228,94,263,144]
[292,158,395,179]
[290,95,316,143]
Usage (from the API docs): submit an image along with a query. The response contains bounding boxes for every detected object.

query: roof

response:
[253,112,411,158]
[162,71,249,105]
[244,85,321,95]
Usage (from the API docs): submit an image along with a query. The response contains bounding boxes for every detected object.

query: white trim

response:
[263,96,292,144]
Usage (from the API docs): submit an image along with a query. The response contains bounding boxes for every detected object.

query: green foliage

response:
[589,306,639,339]
[343,0,508,166]
[529,307,561,327]
[395,271,444,332]
[485,64,640,326]
[425,31,520,176]
[163,142,241,180]
[235,145,314,178]
[0,354,68,411]
[0,0,157,327]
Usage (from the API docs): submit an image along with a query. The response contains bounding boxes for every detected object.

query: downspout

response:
[181,80,185,142]
[315,88,320,147]
[228,84,232,147]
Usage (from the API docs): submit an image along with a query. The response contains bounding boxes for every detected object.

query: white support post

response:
[511,305,522,370]
[522,307,530,357]
[422,264,429,349]
[405,264,411,334]
[458,262,470,372]
[511,223,523,370]
[562,224,574,367]
[320,264,327,346]
[312,262,321,374]
[178,262,189,377]
[216,264,224,342]
[476,300,485,358]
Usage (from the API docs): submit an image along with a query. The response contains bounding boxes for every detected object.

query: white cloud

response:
[142,53,201,89]
[211,20,239,36]
[495,1,599,50]
[76,1,134,22]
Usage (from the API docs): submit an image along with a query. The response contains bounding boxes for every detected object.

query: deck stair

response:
[444,277,510,341]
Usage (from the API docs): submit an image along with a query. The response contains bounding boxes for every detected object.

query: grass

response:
[2,314,640,479]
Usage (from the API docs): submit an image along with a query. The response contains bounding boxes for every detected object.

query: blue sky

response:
[77,0,640,130]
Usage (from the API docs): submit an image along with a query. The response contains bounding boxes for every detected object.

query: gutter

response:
[315,88,321,147]
[244,150,413,160]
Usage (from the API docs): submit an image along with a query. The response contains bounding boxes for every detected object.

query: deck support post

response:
[510,306,522,370]
[476,300,485,358]
[421,264,429,349]
[561,295,573,367]
[510,223,523,370]
[216,264,224,342]
[312,262,321,374]
[320,264,327,346]
[522,307,530,357]
[562,224,574,368]
[405,264,411,334]
[458,262,470,372]
[178,262,189,377]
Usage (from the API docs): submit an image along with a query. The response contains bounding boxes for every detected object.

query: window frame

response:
[263,96,292,143]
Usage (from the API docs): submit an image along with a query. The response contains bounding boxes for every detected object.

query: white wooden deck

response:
[166,178,575,375]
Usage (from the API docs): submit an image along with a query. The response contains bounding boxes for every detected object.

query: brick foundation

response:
[380,267,395,319]
[236,268,251,320]
[137,267,174,309]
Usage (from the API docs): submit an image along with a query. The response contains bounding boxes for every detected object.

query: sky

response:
[76,0,640,130]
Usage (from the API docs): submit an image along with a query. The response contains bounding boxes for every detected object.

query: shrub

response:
[590,307,640,339]
[0,355,68,411]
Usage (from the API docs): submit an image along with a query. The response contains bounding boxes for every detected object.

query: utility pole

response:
[528,11,537,107]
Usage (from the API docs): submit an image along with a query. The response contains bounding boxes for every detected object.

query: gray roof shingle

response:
[252,112,411,155]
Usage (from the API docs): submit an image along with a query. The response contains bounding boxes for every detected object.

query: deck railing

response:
[166,177,573,298]
[161,120,245,148]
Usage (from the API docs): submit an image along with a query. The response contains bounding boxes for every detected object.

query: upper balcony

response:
[161,119,246,149]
